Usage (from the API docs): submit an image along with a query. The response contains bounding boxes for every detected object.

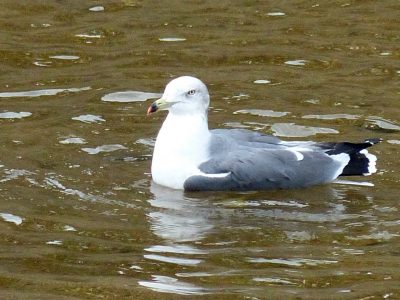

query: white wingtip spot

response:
[360,149,377,175]
[201,172,231,178]
[289,150,304,161]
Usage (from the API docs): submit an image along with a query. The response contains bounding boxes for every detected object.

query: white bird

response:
[147,76,380,191]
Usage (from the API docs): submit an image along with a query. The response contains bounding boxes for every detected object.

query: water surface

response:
[0,1,399,299]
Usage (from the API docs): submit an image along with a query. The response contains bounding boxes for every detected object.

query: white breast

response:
[151,113,211,189]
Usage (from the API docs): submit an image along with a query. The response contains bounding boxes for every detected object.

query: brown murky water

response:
[1,1,399,299]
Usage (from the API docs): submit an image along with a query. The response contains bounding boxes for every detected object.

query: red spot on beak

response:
[147,103,158,115]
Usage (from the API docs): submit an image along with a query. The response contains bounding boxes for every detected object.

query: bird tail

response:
[321,138,381,176]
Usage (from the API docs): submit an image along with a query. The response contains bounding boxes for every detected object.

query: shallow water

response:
[1,1,400,299]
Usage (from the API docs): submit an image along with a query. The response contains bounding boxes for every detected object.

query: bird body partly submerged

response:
[148,76,380,191]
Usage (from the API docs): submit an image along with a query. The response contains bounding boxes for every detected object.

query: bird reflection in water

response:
[140,181,376,296]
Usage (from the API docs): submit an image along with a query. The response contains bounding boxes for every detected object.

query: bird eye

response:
[187,89,196,96]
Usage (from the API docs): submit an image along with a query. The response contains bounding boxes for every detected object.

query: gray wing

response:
[184,130,344,191]
[210,128,315,150]
[211,128,282,145]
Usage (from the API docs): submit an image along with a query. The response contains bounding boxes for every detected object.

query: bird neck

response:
[159,112,210,144]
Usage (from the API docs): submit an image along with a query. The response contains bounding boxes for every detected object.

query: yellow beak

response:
[147,98,172,115]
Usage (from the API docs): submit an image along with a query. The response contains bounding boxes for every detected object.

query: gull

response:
[147,76,380,191]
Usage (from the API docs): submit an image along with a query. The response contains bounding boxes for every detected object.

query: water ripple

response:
[367,116,400,131]
[59,137,87,145]
[253,79,271,84]
[0,86,91,98]
[0,112,32,119]
[144,254,203,266]
[302,114,360,120]
[246,257,338,267]
[43,177,136,208]
[234,109,289,118]
[81,144,127,155]
[267,12,286,17]
[159,37,186,42]
[145,244,207,255]
[0,212,23,225]
[89,5,104,12]
[346,231,399,241]
[101,91,161,103]
[253,277,295,285]
[0,169,35,183]
[49,55,80,60]
[139,275,211,295]
[46,240,63,245]
[72,114,105,124]
[271,123,339,137]
[285,59,307,66]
